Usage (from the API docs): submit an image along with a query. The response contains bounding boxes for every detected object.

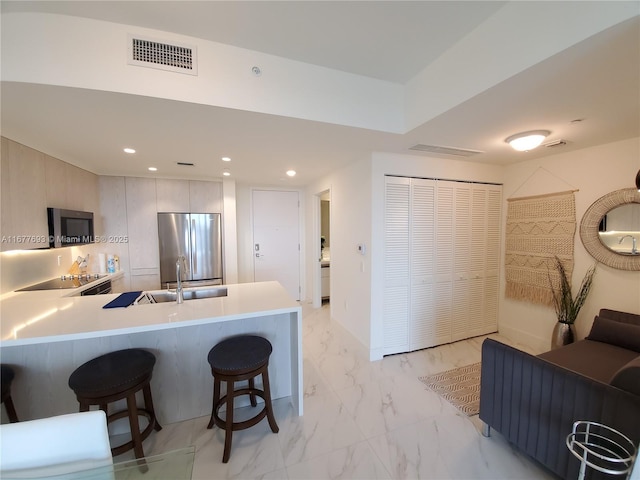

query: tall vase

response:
[551,322,576,350]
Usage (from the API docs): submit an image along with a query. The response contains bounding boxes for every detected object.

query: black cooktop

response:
[17,274,108,291]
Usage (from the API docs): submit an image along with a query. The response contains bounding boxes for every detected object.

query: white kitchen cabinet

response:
[97,176,131,289]
[125,177,159,271]
[321,264,330,299]
[1,138,49,251]
[383,176,501,355]
[189,180,222,213]
[156,179,190,212]
[45,154,99,214]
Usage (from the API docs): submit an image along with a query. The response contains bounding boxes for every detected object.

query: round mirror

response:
[598,204,640,255]
[580,188,640,270]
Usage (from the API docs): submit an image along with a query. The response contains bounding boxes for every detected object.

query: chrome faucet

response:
[176,255,187,304]
[618,235,638,254]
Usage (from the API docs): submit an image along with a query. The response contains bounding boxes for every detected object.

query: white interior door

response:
[252,190,300,300]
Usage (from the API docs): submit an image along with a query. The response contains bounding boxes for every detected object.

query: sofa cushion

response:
[587,316,640,353]
[599,308,640,326]
[610,357,640,397]
[538,340,639,384]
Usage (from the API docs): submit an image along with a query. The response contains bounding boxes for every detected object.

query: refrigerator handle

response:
[192,218,197,275]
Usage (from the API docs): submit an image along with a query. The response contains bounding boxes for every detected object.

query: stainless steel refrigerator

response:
[158,213,223,288]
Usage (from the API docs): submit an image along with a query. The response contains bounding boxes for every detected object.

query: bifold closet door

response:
[383,176,502,355]
[383,177,437,354]
[450,182,501,341]
[409,179,437,351]
[383,177,410,354]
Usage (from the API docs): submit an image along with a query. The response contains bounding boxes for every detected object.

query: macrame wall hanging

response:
[505,168,578,305]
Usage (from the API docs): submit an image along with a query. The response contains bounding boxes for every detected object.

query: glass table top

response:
[2,446,195,480]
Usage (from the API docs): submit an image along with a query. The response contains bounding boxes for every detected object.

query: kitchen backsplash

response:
[0,243,108,295]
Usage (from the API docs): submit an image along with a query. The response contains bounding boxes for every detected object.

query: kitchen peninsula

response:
[0,281,303,423]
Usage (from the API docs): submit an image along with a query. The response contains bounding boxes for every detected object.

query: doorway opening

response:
[314,189,331,308]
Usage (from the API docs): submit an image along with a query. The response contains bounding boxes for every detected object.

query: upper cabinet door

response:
[189,180,222,213]
[1,138,49,251]
[156,179,190,212]
[125,177,159,269]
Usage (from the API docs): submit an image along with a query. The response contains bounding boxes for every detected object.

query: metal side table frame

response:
[567,421,637,480]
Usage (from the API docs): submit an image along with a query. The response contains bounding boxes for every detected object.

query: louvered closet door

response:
[434,182,454,345]
[383,177,411,354]
[483,185,502,333]
[466,186,488,338]
[409,179,436,351]
[452,183,472,342]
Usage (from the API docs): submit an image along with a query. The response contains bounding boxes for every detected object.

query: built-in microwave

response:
[47,208,95,248]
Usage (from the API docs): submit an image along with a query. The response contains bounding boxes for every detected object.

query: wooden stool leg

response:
[126,392,145,460]
[79,400,90,413]
[142,384,162,431]
[248,377,257,407]
[261,368,279,433]
[4,395,19,423]
[222,380,234,463]
[207,377,220,429]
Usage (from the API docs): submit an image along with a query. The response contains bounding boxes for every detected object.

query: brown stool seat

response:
[68,349,162,460]
[207,335,279,463]
[1,364,19,423]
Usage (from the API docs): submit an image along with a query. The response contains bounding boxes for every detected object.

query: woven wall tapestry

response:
[505,190,576,305]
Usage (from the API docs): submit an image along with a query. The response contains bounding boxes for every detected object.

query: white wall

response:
[2,12,403,133]
[499,137,640,352]
[305,155,373,350]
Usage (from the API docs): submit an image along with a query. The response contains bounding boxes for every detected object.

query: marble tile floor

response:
[126,303,557,479]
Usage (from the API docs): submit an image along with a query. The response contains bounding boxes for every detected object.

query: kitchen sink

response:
[143,287,228,304]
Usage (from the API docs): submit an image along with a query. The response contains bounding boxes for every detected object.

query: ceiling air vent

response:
[409,144,483,157]
[177,162,194,166]
[128,34,197,76]
[543,139,567,148]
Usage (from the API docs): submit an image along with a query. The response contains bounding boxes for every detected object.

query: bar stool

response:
[68,349,162,459]
[207,335,279,463]
[1,364,19,423]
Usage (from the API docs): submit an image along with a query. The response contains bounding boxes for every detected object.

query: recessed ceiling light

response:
[222,169,231,177]
[148,167,157,172]
[221,157,231,162]
[124,147,136,154]
[286,170,296,177]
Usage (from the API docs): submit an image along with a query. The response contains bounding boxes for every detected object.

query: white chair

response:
[0,410,113,479]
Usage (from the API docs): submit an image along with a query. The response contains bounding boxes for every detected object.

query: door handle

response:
[192,219,197,275]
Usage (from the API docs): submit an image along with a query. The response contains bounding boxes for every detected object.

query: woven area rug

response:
[419,363,481,416]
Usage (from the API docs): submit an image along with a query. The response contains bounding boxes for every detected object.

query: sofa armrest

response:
[479,338,640,480]
[610,357,640,396]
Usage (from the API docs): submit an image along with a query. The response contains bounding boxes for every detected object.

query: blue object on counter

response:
[103,291,142,309]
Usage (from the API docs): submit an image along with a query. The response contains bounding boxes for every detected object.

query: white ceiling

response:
[1,2,639,187]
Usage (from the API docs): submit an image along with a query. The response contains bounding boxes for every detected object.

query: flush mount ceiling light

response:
[123,147,136,154]
[286,170,296,177]
[505,130,550,152]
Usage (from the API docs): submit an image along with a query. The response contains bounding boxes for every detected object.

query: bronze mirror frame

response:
[579,188,640,270]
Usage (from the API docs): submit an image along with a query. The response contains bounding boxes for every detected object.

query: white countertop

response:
[0,280,300,347]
